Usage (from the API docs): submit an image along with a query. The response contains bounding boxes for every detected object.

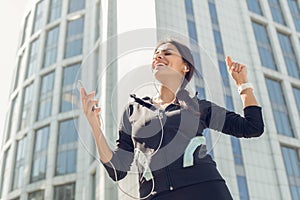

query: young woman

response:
[80,39,264,200]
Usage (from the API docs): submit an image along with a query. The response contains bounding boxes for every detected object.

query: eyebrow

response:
[155,48,177,52]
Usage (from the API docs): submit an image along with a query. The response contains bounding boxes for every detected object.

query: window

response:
[278,32,300,79]
[68,0,85,13]
[231,137,243,165]
[12,137,27,190]
[247,0,262,15]
[13,55,23,91]
[61,63,80,112]
[293,87,300,116]
[218,61,230,87]
[91,173,96,200]
[265,78,294,136]
[225,95,234,111]
[65,17,84,58]
[252,22,277,70]
[54,183,76,200]
[237,176,250,200]
[6,96,18,141]
[56,119,78,175]
[187,20,198,43]
[31,127,49,182]
[19,83,34,130]
[95,1,101,41]
[28,190,44,200]
[26,39,40,78]
[0,148,9,197]
[184,0,194,16]
[192,50,202,72]
[268,0,286,25]
[213,30,224,54]
[209,2,219,25]
[44,26,59,68]
[288,0,300,32]
[32,0,45,34]
[48,0,62,23]
[281,146,300,200]
[38,73,54,120]
[21,12,31,46]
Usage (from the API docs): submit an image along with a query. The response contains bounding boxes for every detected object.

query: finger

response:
[93,107,101,113]
[86,91,96,101]
[225,56,233,68]
[234,63,240,72]
[87,99,98,111]
[80,87,88,100]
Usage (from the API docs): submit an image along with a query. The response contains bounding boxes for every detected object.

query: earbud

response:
[184,65,188,72]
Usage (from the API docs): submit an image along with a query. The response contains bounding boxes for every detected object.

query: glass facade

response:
[277,32,300,79]
[268,0,286,25]
[208,1,249,199]
[252,22,277,70]
[281,146,300,200]
[91,173,96,200]
[13,55,23,91]
[43,26,60,68]
[293,87,300,116]
[288,0,300,32]
[64,17,84,58]
[56,119,78,175]
[237,176,250,200]
[0,148,9,197]
[231,137,243,165]
[19,83,34,130]
[265,78,294,137]
[54,183,75,200]
[68,0,85,13]
[246,0,262,15]
[26,39,40,79]
[48,0,62,23]
[6,96,18,141]
[95,1,101,41]
[32,0,45,34]
[31,126,49,182]
[28,190,44,200]
[12,136,27,190]
[37,72,54,120]
[21,12,31,47]
[61,63,80,112]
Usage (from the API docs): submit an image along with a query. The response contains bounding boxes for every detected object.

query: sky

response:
[0,0,30,139]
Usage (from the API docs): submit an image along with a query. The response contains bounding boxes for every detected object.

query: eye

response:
[164,51,171,56]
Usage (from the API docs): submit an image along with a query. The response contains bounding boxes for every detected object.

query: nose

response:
[153,51,163,60]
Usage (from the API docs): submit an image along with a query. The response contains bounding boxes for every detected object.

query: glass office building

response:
[1,0,300,199]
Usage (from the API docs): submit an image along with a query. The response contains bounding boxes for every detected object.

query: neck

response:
[155,76,185,103]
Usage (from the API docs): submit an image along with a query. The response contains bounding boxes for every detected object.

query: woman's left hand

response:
[225,56,248,86]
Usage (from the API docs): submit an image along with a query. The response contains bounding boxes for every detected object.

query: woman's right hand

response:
[80,87,102,129]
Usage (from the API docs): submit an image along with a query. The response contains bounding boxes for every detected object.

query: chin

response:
[154,72,183,85]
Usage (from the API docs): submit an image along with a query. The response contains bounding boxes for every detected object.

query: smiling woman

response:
[80,39,264,200]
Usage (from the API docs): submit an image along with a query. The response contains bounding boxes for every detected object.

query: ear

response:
[183,65,190,72]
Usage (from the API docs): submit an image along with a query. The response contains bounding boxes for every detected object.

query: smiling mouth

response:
[154,63,167,70]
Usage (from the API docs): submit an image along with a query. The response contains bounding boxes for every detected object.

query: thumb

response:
[225,56,233,68]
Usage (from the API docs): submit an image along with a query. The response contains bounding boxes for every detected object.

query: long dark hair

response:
[154,39,200,115]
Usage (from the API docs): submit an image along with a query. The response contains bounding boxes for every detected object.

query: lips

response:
[153,62,167,70]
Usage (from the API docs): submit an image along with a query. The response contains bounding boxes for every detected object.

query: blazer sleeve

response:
[101,104,135,181]
[199,99,264,138]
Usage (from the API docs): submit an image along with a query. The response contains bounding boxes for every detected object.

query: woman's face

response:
[152,43,188,84]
